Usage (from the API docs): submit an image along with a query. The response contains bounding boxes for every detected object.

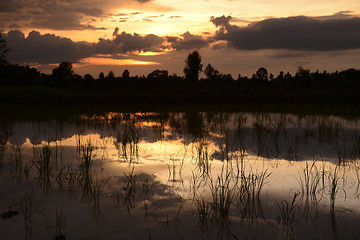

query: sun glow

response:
[136,51,168,56]
[78,57,160,66]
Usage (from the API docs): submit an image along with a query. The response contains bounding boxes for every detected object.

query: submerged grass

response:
[328,166,346,211]
[11,144,23,182]
[277,192,300,227]
[237,167,271,224]
[297,157,323,201]
[55,205,66,240]
[238,168,271,203]
[78,140,95,199]
[277,192,300,240]
[111,167,138,215]
[0,144,5,170]
[116,123,140,164]
[194,139,212,176]
[91,178,109,223]
[32,144,54,193]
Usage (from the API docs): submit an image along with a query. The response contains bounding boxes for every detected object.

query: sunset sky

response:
[1,0,360,78]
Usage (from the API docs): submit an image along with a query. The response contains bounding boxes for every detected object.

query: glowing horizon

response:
[2,0,360,76]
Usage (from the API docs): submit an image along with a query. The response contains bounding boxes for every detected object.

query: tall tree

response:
[204,63,220,79]
[122,69,130,79]
[184,50,202,82]
[52,62,74,87]
[255,67,268,81]
[0,32,9,65]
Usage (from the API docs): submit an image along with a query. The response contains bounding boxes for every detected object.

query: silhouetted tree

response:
[52,62,74,87]
[107,71,115,79]
[83,73,95,88]
[294,66,312,90]
[0,32,9,65]
[204,64,219,79]
[184,50,202,83]
[99,72,105,80]
[255,67,268,81]
[122,69,130,78]
[147,69,168,80]
[0,64,40,86]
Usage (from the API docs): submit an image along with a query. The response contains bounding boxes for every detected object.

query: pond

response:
[1,110,360,239]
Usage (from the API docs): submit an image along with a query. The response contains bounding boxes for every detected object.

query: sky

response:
[1,0,360,78]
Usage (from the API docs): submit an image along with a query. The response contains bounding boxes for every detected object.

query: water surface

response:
[1,111,360,239]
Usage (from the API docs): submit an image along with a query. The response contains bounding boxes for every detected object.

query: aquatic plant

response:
[277,192,300,240]
[91,178,109,223]
[167,157,177,183]
[238,168,271,203]
[11,144,23,182]
[116,123,140,163]
[0,143,5,170]
[277,192,300,226]
[237,168,271,224]
[32,144,54,193]
[194,139,211,176]
[297,157,323,201]
[195,197,213,221]
[55,206,66,240]
[77,141,96,199]
[335,134,360,165]
[328,166,346,211]
[112,168,138,215]
[210,168,234,220]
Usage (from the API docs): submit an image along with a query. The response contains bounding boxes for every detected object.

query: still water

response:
[1,111,360,239]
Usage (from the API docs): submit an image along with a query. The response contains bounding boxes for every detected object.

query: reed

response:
[210,168,234,219]
[167,157,176,183]
[78,141,95,194]
[297,157,322,201]
[111,168,137,214]
[11,144,23,182]
[118,124,140,163]
[33,144,54,193]
[236,167,271,224]
[195,197,213,221]
[277,193,300,240]
[238,168,271,202]
[91,178,109,223]
[55,206,66,240]
[194,139,211,176]
[277,192,300,227]
[328,167,345,210]
[0,144,5,170]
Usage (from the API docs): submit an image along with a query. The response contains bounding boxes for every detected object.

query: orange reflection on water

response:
[80,112,159,121]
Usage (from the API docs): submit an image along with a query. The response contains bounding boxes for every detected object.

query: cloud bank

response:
[211,13,360,51]
[3,28,210,64]
[4,29,165,64]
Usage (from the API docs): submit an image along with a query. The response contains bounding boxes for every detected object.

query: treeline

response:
[0,52,360,97]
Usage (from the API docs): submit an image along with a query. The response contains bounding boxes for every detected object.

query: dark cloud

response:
[3,29,165,64]
[0,0,106,31]
[100,30,164,53]
[31,11,106,30]
[113,27,120,37]
[211,14,360,51]
[66,6,104,17]
[131,12,143,15]
[114,12,143,17]
[134,0,152,3]
[0,0,21,13]
[168,32,210,51]
[4,30,93,63]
